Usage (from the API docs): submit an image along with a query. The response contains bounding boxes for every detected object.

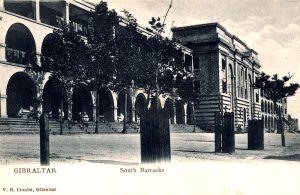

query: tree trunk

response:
[156,66,160,109]
[274,101,285,146]
[59,87,64,135]
[95,90,99,134]
[193,104,196,133]
[122,89,127,134]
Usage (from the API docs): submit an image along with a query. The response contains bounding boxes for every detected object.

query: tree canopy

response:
[254,72,299,146]
[254,72,299,102]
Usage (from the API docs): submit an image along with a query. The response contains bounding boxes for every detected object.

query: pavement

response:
[0,133,299,195]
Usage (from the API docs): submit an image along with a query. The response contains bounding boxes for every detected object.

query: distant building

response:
[172,23,287,131]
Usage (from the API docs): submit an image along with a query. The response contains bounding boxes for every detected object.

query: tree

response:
[134,16,188,109]
[176,73,198,132]
[87,1,119,133]
[254,72,299,146]
[46,24,90,134]
[112,10,144,133]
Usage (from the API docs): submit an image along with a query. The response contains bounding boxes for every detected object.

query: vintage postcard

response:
[0,0,299,194]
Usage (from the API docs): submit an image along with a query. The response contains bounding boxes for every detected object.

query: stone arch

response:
[268,116,271,130]
[134,93,147,123]
[117,90,133,122]
[5,23,36,65]
[228,64,234,110]
[175,100,185,124]
[247,74,252,100]
[98,87,115,122]
[150,98,162,109]
[6,72,37,118]
[240,67,244,98]
[264,101,267,113]
[72,84,93,121]
[41,33,60,71]
[42,77,68,120]
[164,98,174,124]
[187,102,194,125]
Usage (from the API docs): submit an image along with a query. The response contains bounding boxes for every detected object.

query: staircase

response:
[0,118,202,134]
[0,118,139,134]
[108,122,140,134]
[0,118,39,134]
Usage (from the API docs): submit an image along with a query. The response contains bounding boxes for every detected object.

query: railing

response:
[69,20,88,36]
[55,15,64,28]
[6,47,28,65]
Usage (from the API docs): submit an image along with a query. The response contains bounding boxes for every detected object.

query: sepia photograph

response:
[0,0,300,194]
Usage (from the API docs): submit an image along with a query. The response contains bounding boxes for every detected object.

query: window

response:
[221,58,226,70]
[184,55,193,70]
[222,80,227,93]
[193,57,200,70]
[256,93,259,102]
[193,80,200,92]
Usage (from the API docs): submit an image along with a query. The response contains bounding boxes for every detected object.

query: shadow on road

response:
[264,154,300,162]
[235,148,250,151]
[185,140,215,143]
[174,149,215,154]
[81,159,139,166]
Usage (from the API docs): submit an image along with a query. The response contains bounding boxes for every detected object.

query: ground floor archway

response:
[187,102,194,125]
[42,78,68,120]
[135,93,147,123]
[98,87,114,122]
[117,90,133,122]
[164,98,174,124]
[6,72,37,118]
[72,84,93,121]
[176,100,184,124]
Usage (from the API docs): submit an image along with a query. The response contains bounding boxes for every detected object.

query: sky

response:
[90,0,300,120]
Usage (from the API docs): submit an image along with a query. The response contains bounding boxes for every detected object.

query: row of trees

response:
[41,1,194,134]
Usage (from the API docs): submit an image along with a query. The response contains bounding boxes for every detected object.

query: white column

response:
[0,94,8,118]
[0,0,4,10]
[0,43,6,62]
[131,97,136,122]
[35,0,40,22]
[63,2,70,24]
[183,103,187,125]
[173,105,177,124]
[114,107,118,122]
[35,52,41,67]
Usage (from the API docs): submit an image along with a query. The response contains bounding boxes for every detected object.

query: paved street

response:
[0,133,299,164]
[1,133,300,195]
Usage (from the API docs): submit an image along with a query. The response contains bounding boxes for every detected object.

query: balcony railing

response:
[6,47,29,65]
[70,20,88,36]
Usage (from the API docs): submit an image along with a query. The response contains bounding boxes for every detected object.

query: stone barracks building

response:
[0,0,287,132]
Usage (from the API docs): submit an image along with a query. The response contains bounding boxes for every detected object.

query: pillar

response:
[0,43,6,62]
[67,97,72,120]
[114,107,118,122]
[63,2,70,24]
[173,105,177,124]
[0,0,4,10]
[0,94,7,118]
[34,52,42,67]
[183,103,187,125]
[131,97,136,122]
[35,0,40,22]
